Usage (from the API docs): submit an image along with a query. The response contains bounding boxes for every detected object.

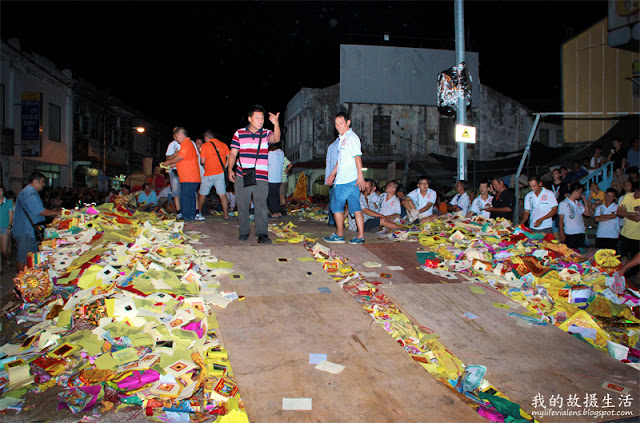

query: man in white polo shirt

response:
[594,188,619,251]
[467,180,493,219]
[402,176,437,223]
[558,183,591,248]
[522,175,558,233]
[448,180,470,216]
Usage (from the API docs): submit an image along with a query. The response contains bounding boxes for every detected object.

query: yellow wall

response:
[562,18,639,143]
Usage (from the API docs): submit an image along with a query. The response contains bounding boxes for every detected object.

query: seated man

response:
[114,185,136,208]
[448,180,470,215]
[402,176,437,223]
[348,180,402,233]
[137,183,159,212]
[377,181,402,222]
[467,180,493,218]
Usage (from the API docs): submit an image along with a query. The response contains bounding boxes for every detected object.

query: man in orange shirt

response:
[200,130,231,220]
[162,127,201,221]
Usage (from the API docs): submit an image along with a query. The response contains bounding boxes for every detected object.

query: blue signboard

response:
[21,92,42,156]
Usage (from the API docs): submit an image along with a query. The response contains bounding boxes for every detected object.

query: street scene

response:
[1,1,640,423]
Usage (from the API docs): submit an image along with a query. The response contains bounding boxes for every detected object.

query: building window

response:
[372,115,391,145]
[539,128,549,146]
[0,84,5,128]
[49,103,61,142]
[556,129,563,147]
[438,117,455,146]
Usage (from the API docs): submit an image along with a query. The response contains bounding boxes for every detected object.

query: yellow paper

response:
[56,310,72,328]
[95,353,117,370]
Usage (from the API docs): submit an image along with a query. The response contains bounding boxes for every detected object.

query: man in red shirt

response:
[162,127,201,221]
[200,130,231,219]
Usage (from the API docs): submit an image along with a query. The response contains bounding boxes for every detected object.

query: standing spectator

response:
[550,168,569,202]
[402,176,437,223]
[0,186,13,270]
[13,173,61,271]
[324,135,340,227]
[467,180,493,219]
[627,138,639,169]
[587,181,605,214]
[485,176,515,221]
[558,183,590,249]
[448,180,470,215]
[588,147,606,170]
[194,138,205,180]
[226,187,236,212]
[165,131,182,218]
[522,175,558,233]
[162,127,201,222]
[267,143,285,218]
[566,160,587,184]
[200,130,230,220]
[323,111,366,244]
[594,188,619,250]
[611,167,629,194]
[617,181,640,267]
[560,166,570,183]
[228,105,281,244]
[280,154,292,214]
[607,138,627,171]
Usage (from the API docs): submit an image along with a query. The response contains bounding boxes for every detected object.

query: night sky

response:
[2,1,607,139]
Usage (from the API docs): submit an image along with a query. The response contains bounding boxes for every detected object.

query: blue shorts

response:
[330,182,361,217]
[15,235,37,263]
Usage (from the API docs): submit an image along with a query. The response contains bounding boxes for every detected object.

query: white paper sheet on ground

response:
[386,266,404,271]
[282,398,312,410]
[360,272,380,277]
[315,360,345,374]
[363,261,382,268]
[62,289,93,310]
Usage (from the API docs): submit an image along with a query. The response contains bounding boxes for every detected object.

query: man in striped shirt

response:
[228,105,281,244]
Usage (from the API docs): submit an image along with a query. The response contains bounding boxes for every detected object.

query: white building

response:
[1,39,74,192]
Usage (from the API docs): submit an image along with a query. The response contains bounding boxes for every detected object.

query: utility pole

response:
[455,0,466,181]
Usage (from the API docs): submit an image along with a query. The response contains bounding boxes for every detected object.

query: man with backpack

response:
[200,130,230,220]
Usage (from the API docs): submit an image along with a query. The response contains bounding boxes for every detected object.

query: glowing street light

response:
[135,126,145,133]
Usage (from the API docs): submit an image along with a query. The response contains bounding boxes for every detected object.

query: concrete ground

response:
[1,212,638,422]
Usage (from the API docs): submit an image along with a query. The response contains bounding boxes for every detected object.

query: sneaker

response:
[323,233,346,243]
[257,234,272,244]
[238,234,249,241]
[349,237,365,244]
[176,212,183,220]
[195,213,205,221]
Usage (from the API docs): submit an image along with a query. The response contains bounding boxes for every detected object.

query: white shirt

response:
[558,198,586,235]
[594,202,619,239]
[407,188,437,217]
[268,149,285,183]
[369,192,381,209]
[450,192,470,215]
[335,129,362,185]
[378,193,401,216]
[193,140,204,178]
[158,186,171,198]
[470,195,494,218]
[166,140,181,170]
[524,187,558,230]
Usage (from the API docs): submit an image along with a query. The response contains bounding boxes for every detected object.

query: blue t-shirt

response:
[138,191,157,207]
[13,185,45,238]
[0,197,13,228]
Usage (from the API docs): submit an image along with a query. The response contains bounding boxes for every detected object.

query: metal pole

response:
[102,112,106,173]
[514,114,541,225]
[455,0,466,181]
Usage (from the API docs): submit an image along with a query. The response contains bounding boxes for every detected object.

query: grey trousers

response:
[235,177,269,236]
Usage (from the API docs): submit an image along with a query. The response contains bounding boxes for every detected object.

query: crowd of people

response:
[1,107,638,280]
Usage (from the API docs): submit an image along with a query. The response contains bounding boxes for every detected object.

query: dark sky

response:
[2,1,607,138]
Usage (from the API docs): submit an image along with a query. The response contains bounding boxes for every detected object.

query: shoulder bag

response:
[210,140,229,191]
[17,198,46,241]
[238,129,263,187]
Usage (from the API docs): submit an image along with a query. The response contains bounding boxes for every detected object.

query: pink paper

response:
[86,207,99,215]
[183,321,205,338]
[116,370,159,390]
[477,406,505,422]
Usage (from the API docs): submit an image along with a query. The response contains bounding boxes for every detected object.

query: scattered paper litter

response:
[363,261,382,268]
[282,398,312,410]
[309,353,327,364]
[314,360,345,374]
[386,266,404,271]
